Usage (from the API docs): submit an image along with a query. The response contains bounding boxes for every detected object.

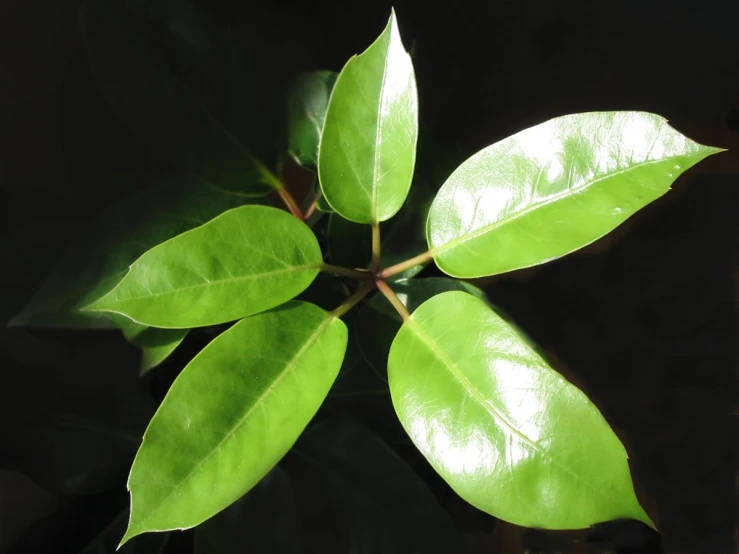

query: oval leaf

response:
[318,10,418,223]
[85,205,322,328]
[82,0,277,195]
[121,301,347,544]
[287,71,338,168]
[427,112,722,277]
[388,291,652,529]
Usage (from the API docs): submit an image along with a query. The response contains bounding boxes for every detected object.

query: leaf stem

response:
[321,264,372,280]
[277,186,305,220]
[304,190,321,220]
[376,279,410,322]
[371,222,381,272]
[331,280,374,319]
[376,250,434,280]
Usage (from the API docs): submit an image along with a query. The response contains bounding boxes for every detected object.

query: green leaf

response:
[194,466,303,554]
[287,417,461,553]
[81,510,169,554]
[121,322,189,375]
[388,291,652,529]
[82,0,277,195]
[287,71,337,168]
[10,177,250,328]
[427,112,722,277]
[358,277,488,377]
[85,205,322,328]
[318,10,418,223]
[121,301,347,544]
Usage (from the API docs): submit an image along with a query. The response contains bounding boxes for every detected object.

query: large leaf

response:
[286,417,461,553]
[287,71,337,168]
[85,205,322,328]
[194,466,303,554]
[120,323,189,375]
[318,11,418,223]
[10,177,249,328]
[388,291,652,529]
[427,112,721,277]
[82,0,277,195]
[121,301,347,544]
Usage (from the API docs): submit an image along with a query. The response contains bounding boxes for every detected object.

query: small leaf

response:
[286,417,461,553]
[121,323,189,374]
[85,205,322,328]
[427,112,722,277]
[318,10,418,223]
[121,301,347,544]
[82,0,277,195]
[388,291,652,529]
[287,71,338,168]
[10,177,250,329]
[194,466,303,554]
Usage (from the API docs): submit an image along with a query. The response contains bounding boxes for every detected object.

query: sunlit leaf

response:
[318,10,418,223]
[286,417,461,553]
[82,0,278,195]
[10,177,250,329]
[120,322,189,374]
[194,466,303,554]
[388,291,653,529]
[427,112,722,277]
[287,71,337,168]
[85,205,322,328]
[121,302,347,544]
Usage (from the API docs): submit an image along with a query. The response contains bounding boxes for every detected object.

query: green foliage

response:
[10,5,723,551]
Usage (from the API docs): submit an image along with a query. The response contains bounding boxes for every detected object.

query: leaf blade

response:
[318,11,418,223]
[427,112,722,277]
[121,323,189,374]
[388,291,652,529]
[122,301,347,544]
[85,205,322,328]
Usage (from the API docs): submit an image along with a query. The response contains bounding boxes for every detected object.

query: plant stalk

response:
[376,250,434,279]
[277,186,305,220]
[376,279,410,321]
[330,280,374,318]
[321,264,372,280]
[371,222,381,272]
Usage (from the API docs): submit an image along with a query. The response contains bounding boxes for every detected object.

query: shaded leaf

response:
[86,205,322,328]
[286,417,461,553]
[427,112,721,277]
[318,11,418,223]
[388,291,652,529]
[10,177,250,328]
[287,71,337,168]
[82,0,278,195]
[120,322,189,374]
[122,301,347,544]
[194,466,303,554]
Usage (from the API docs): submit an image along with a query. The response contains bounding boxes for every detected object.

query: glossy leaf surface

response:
[427,112,721,277]
[86,206,321,328]
[121,323,189,374]
[287,71,337,168]
[194,466,303,554]
[122,302,347,544]
[10,178,249,328]
[318,11,418,223]
[388,291,652,529]
[83,0,276,195]
[287,418,461,553]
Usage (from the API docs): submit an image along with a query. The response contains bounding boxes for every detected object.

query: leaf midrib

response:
[432,154,687,255]
[404,318,615,506]
[131,314,336,532]
[371,43,391,223]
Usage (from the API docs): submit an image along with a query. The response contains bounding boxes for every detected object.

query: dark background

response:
[1,0,737,553]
